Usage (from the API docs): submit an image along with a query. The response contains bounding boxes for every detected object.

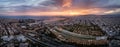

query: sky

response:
[0,0,120,16]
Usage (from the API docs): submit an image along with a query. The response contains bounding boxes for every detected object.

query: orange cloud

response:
[62,0,72,8]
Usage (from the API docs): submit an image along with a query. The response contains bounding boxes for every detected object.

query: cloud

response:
[0,0,52,7]
[0,0,56,12]
[0,0,120,15]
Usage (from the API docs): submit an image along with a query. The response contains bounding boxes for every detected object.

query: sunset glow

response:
[62,0,72,8]
[0,0,120,16]
[5,8,105,16]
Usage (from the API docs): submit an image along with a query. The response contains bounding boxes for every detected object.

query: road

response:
[48,26,108,40]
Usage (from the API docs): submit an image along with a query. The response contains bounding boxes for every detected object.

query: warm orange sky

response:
[0,0,120,16]
[3,8,109,16]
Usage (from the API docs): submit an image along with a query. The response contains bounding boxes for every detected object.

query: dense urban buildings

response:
[0,15,120,47]
[0,0,120,47]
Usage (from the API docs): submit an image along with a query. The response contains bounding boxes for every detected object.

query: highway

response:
[48,26,108,40]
